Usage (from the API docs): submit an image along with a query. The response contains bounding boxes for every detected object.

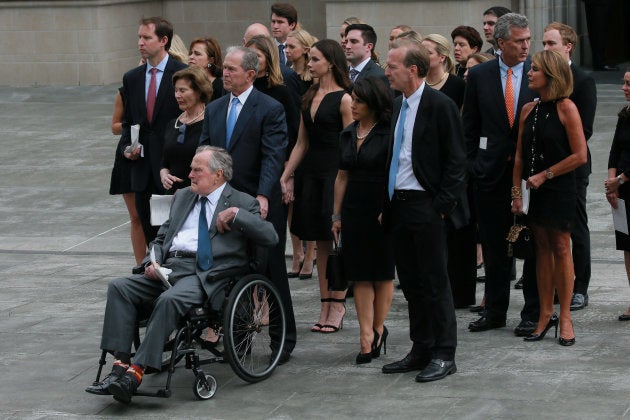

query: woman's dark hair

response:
[172,66,213,103]
[189,37,223,78]
[302,39,351,111]
[352,77,392,125]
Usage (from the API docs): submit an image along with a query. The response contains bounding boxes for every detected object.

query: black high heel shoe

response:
[372,326,388,358]
[355,351,372,364]
[558,321,576,346]
[523,313,558,341]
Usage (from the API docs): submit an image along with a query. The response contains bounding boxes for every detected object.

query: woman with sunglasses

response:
[160,66,213,193]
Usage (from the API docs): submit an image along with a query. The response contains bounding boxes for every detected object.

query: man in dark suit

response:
[121,17,187,247]
[381,39,468,383]
[463,13,538,334]
[482,6,511,55]
[344,23,388,85]
[542,22,597,311]
[199,46,297,361]
[86,147,278,403]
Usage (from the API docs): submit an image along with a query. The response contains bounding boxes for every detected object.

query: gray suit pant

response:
[100,257,205,370]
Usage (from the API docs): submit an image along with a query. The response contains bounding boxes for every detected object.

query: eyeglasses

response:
[177,123,186,143]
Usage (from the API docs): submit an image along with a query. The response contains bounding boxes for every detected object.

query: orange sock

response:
[127,364,144,384]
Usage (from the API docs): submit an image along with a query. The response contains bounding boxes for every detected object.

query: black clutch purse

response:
[327,239,347,291]
[506,223,535,260]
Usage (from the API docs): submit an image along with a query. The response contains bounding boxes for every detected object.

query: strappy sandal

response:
[320,298,346,334]
[311,298,331,332]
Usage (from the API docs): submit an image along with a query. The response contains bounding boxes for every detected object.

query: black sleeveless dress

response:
[338,122,395,281]
[521,99,576,231]
[608,108,630,250]
[291,90,346,241]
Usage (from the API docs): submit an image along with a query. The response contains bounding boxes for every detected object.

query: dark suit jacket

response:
[145,184,278,296]
[199,87,288,200]
[462,59,536,191]
[384,86,470,229]
[570,63,597,177]
[356,59,388,85]
[120,57,188,193]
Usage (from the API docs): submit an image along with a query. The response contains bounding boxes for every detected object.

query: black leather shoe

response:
[570,293,588,311]
[85,364,126,395]
[514,320,537,337]
[514,276,524,289]
[271,348,291,365]
[108,372,139,404]
[468,316,506,332]
[382,352,429,374]
[415,359,456,383]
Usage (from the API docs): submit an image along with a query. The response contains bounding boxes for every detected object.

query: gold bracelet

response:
[511,185,522,199]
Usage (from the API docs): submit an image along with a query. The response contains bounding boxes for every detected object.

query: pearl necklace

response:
[426,72,448,87]
[356,122,377,140]
[175,106,205,128]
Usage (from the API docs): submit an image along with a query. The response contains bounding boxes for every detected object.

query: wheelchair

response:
[90,261,287,401]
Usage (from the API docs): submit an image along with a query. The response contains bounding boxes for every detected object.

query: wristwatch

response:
[618,174,625,185]
[545,169,554,180]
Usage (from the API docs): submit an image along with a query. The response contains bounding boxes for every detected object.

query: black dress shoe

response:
[468,316,506,332]
[513,320,537,337]
[415,359,456,383]
[469,305,485,313]
[108,372,139,404]
[85,364,127,395]
[618,314,630,321]
[514,276,524,289]
[382,352,429,374]
[570,293,588,311]
[276,349,291,365]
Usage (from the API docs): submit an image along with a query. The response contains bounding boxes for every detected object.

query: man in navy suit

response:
[381,39,468,383]
[542,22,597,311]
[344,23,387,85]
[199,46,296,363]
[463,13,538,335]
[121,17,187,246]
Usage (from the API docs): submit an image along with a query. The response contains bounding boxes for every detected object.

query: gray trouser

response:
[100,257,205,370]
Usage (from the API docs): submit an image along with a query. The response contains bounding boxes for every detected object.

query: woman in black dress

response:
[512,51,587,346]
[281,39,353,334]
[187,37,224,102]
[331,77,394,364]
[160,67,213,193]
[605,69,630,320]
[109,87,146,266]
[421,34,465,109]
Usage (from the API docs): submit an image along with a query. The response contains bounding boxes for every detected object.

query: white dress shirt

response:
[394,82,426,191]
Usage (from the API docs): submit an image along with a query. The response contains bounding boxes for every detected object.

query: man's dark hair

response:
[140,17,174,51]
[344,23,378,46]
[270,3,298,25]
[483,6,511,18]
[451,26,483,52]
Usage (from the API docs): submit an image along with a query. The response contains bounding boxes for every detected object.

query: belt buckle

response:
[395,190,407,201]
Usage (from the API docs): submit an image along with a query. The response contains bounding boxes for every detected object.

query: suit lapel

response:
[412,88,429,146]
[488,61,511,128]
[152,57,174,124]
[132,65,148,125]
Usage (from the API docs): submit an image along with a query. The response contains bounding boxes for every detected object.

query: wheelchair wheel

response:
[222,274,286,383]
[193,373,217,400]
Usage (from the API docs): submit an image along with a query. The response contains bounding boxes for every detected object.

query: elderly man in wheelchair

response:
[85,146,283,403]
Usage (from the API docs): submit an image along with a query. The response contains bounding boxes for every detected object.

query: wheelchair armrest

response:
[205,266,249,282]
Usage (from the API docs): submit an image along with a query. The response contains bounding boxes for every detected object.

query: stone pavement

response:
[1,69,630,419]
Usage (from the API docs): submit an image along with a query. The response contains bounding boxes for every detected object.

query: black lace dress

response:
[521,99,576,232]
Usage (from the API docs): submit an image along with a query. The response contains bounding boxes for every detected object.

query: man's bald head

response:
[243,23,271,45]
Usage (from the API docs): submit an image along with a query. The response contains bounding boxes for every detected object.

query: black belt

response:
[167,250,197,259]
[393,189,427,201]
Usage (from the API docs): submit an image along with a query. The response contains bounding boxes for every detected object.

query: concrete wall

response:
[0,0,583,86]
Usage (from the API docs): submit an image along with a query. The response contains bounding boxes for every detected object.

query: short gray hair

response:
[196,145,233,181]
[225,45,259,75]
[494,13,529,44]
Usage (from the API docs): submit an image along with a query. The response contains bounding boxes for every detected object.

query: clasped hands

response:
[605,176,621,209]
